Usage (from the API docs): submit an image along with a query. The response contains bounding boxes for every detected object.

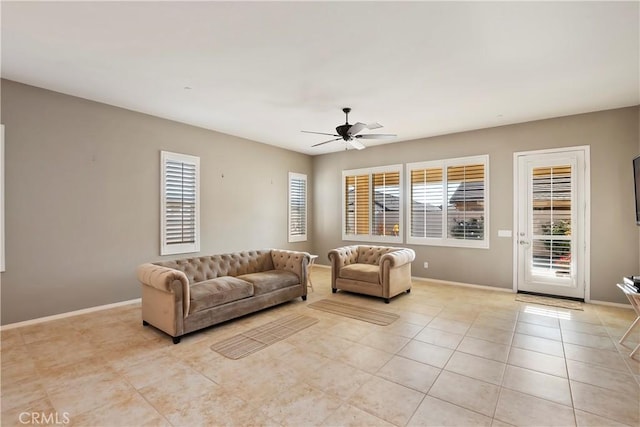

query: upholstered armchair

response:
[328,245,415,303]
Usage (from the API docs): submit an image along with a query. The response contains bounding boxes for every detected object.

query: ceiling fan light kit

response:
[302,107,396,150]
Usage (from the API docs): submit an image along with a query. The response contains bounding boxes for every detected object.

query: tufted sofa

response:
[328,245,415,303]
[136,249,310,343]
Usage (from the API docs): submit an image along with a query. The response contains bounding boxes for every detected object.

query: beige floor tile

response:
[336,342,394,373]
[428,370,500,417]
[117,352,196,389]
[491,419,516,427]
[507,347,567,377]
[69,392,168,427]
[564,343,630,373]
[571,380,640,426]
[304,333,354,359]
[515,321,562,341]
[326,321,379,342]
[376,355,441,393]
[260,382,343,426]
[414,327,464,350]
[321,403,395,427]
[0,378,49,413]
[445,351,506,385]
[494,388,576,427]
[562,329,617,351]
[457,336,510,362]
[518,310,562,328]
[466,324,514,346]
[502,365,572,406]
[560,319,609,336]
[358,330,411,353]
[398,340,454,368]
[348,376,424,426]
[428,317,472,335]
[1,397,57,427]
[304,360,372,400]
[511,333,564,357]
[408,395,492,427]
[139,369,219,413]
[574,409,631,427]
[398,311,437,327]
[566,359,639,396]
[0,329,24,347]
[46,372,139,418]
[473,314,517,332]
[379,320,424,339]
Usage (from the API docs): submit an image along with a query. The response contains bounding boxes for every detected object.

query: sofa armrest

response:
[136,263,190,316]
[270,249,310,285]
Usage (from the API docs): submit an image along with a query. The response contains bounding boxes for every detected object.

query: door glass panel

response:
[531,165,572,280]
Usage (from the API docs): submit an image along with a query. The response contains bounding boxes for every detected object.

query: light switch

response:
[498,230,512,238]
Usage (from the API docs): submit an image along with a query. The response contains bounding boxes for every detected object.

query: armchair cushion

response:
[339,263,380,284]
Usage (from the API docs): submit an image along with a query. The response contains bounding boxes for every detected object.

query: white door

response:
[515,147,589,300]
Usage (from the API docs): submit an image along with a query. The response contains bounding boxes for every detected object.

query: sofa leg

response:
[384,298,390,304]
[406,289,411,294]
[142,320,149,326]
[172,336,181,344]
[301,295,307,301]
[332,288,337,294]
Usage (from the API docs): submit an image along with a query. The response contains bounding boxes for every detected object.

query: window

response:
[161,151,200,255]
[288,172,307,242]
[343,165,403,243]
[407,155,489,248]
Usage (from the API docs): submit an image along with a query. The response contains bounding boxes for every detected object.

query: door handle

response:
[519,240,530,245]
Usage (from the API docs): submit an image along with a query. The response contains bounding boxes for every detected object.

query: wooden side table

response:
[307,255,318,292]
[616,282,640,358]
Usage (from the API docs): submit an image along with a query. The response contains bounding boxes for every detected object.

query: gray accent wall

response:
[0,80,313,324]
[312,107,640,305]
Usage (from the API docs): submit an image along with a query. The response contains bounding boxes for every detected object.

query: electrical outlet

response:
[423,262,429,269]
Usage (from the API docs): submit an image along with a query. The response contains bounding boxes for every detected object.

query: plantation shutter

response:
[288,172,307,242]
[447,163,485,240]
[410,168,443,238]
[372,171,400,236]
[161,151,200,255]
[345,174,370,235]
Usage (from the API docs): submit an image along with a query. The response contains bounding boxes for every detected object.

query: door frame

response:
[512,146,591,302]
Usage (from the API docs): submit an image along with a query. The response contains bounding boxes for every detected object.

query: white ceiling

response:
[2,1,638,155]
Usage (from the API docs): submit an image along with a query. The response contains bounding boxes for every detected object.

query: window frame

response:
[160,150,200,256]
[288,172,308,243]
[406,155,489,249]
[342,164,404,244]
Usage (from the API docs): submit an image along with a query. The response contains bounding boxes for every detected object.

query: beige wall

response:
[0,80,313,324]
[312,107,640,305]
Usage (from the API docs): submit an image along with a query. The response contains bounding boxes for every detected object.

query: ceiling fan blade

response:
[312,137,342,147]
[355,134,397,139]
[347,139,366,150]
[301,130,340,137]
[347,122,367,136]
[366,122,383,130]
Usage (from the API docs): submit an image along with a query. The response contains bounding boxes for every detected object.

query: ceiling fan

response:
[302,107,396,150]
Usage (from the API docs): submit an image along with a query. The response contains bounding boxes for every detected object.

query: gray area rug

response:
[211,314,318,359]
[516,294,583,310]
[308,299,400,325]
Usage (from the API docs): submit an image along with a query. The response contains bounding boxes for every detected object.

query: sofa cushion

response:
[189,276,254,314]
[237,270,300,295]
[339,263,380,284]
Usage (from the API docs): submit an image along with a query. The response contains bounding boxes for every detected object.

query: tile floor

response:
[1,266,639,426]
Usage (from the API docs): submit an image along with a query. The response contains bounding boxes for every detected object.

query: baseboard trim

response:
[412,276,513,293]
[1,298,142,330]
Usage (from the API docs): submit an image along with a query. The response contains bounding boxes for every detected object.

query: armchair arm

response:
[379,248,416,269]
[327,245,360,270]
[270,249,311,285]
[136,263,190,316]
